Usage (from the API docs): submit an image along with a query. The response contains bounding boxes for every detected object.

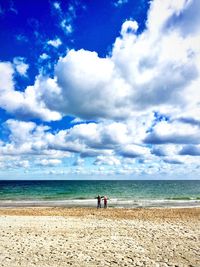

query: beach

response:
[0,207,199,267]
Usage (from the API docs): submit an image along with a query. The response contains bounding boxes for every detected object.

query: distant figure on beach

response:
[103,196,108,208]
[96,195,101,208]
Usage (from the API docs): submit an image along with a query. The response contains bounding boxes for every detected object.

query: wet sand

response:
[0,207,199,266]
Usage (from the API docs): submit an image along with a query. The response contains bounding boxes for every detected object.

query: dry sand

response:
[0,207,199,267]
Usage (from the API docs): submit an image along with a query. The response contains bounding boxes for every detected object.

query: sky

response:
[0,0,200,180]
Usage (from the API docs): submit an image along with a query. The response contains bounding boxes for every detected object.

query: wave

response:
[0,198,200,208]
[166,197,200,200]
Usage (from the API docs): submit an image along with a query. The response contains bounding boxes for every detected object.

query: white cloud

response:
[39,53,50,60]
[1,118,200,177]
[0,120,48,155]
[163,157,183,165]
[30,0,198,124]
[13,57,29,76]
[0,118,151,160]
[53,2,61,11]
[151,144,181,157]
[48,118,153,155]
[114,0,128,8]
[94,155,121,166]
[73,157,84,166]
[15,160,30,168]
[61,20,73,34]
[179,145,200,156]
[51,49,132,120]
[2,159,30,169]
[119,144,150,158]
[37,159,62,166]
[5,119,37,144]
[52,1,79,35]
[71,117,86,124]
[47,38,62,48]
[0,62,14,91]
[144,120,200,145]
[1,0,200,178]
[1,0,200,124]
[120,20,138,36]
[0,67,62,121]
[146,0,187,35]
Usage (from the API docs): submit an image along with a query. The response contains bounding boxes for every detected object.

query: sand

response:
[0,207,199,267]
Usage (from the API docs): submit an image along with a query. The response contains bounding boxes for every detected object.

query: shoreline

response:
[0,206,199,219]
[0,198,200,208]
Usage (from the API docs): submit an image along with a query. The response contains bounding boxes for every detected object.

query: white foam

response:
[0,198,200,208]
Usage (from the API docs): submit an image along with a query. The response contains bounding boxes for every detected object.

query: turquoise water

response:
[0,180,199,202]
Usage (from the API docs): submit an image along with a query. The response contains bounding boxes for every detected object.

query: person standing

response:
[103,196,108,208]
[96,195,101,208]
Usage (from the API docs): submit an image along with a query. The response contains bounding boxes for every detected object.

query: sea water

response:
[0,180,200,208]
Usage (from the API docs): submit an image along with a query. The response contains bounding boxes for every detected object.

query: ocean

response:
[0,180,200,208]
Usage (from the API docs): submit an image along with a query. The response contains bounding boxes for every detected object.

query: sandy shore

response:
[0,208,199,267]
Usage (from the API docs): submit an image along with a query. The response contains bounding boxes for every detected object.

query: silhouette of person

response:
[103,196,108,208]
[96,195,101,208]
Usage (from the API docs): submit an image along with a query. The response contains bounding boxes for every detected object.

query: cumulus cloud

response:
[120,20,138,35]
[1,118,199,177]
[46,117,155,157]
[1,0,200,178]
[151,144,181,157]
[0,62,14,91]
[0,66,61,121]
[31,0,198,123]
[1,0,200,124]
[0,118,152,161]
[6,120,37,144]
[144,120,200,145]
[0,120,52,156]
[53,49,131,119]
[119,144,150,158]
[179,145,200,156]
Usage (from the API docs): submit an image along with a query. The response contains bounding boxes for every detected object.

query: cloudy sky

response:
[0,0,200,180]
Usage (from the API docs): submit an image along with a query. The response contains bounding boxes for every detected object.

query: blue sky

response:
[0,0,200,180]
